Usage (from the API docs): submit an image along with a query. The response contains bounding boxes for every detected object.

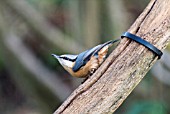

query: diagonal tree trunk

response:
[54,0,170,113]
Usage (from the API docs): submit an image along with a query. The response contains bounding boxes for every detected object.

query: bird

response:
[52,39,119,78]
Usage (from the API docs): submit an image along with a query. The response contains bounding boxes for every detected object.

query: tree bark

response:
[54,0,170,113]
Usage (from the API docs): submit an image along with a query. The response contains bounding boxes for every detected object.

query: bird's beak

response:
[51,54,59,59]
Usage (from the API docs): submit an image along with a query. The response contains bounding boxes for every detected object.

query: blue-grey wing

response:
[72,40,119,72]
[83,40,116,61]
[72,44,103,72]
[72,50,88,72]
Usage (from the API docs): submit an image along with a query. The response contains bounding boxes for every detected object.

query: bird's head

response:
[52,54,77,68]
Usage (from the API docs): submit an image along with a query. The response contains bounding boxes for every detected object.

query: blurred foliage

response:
[0,0,170,114]
[127,101,167,114]
[0,52,4,70]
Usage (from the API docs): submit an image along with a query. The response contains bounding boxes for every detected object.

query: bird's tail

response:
[103,38,120,47]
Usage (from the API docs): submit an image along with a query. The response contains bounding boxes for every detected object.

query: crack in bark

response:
[136,0,157,33]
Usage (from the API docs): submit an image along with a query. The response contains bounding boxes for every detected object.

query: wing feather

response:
[72,39,119,72]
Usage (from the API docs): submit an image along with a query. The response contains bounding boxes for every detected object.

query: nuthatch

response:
[52,39,119,78]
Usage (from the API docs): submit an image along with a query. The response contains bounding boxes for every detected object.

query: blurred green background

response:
[0,0,170,114]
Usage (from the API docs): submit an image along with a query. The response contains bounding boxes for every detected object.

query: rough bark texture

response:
[54,0,170,114]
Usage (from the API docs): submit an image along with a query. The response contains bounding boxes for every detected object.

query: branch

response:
[54,0,170,113]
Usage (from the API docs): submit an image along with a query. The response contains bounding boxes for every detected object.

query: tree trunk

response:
[54,0,170,113]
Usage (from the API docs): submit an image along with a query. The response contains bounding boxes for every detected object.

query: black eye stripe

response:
[60,56,76,62]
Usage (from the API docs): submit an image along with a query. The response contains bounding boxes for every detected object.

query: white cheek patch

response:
[58,59,74,68]
[64,60,74,68]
